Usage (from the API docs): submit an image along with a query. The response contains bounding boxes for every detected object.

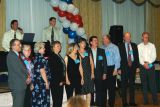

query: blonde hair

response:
[67,43,77,55]
[34,42,45,53]
[67,96,88,107]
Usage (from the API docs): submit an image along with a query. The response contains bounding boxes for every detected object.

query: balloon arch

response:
[50,0,87,43]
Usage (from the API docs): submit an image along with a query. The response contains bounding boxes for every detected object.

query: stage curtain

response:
[0,0,6,51]
[73,0,102,43]
[145,2,160,60]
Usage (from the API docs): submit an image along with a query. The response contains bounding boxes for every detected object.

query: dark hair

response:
[79,38,87,44]
[10,20,18,28]
[49,17,56,21]
[10,39,20,50]
[89,36,98,45]
[142,32,149,37]
[51,41,61,48]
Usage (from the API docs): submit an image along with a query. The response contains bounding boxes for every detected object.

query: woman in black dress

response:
[48,41,66,107]
[78,38,94,106]
[64,43,84,100]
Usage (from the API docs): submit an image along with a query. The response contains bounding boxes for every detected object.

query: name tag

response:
[129,50,133,55]
[105,51,110,56]
[148,63,153,68]
[83,52,88,57]
[98,56,103,60]
[75,59,80,64]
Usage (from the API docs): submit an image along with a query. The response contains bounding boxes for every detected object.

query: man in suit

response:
[118,32,139,107]
[7,39,28,107]
[89,36,107,107]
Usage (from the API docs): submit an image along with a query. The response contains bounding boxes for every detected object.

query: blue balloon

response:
[63,27,70,34]
[68,30,77,39]
[61,0,73,4]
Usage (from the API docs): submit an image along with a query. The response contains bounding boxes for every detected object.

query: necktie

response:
[51,27,54,44]
[14,32,16,39]
[127,43,132,67]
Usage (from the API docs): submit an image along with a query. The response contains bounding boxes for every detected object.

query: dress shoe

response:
[153,102,158,105]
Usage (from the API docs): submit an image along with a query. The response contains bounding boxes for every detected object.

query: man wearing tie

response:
[42,17,63,44]
[7,39,28,107]
[2,20,23,51]
[89,36,107,107]
[138,32,158,105]
[101,35,121,107]
[42,17,66,57]
[118,32,139,107]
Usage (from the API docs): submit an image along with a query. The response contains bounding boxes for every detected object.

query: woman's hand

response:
[66,79,71,85]
[91,73,95,80]
[30,84,34,91]
[81,78,84,85]
[45,82,49,89]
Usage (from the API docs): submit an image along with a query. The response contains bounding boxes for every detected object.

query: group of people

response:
[3,18,159,107]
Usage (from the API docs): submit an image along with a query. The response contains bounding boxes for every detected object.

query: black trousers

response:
[24,85,32,107]
[139,65,158,103]
[121,66,136,105]
[50,83,64,107]
[65,83,81,100]
[93,79,106,107]
[104,66,116,107]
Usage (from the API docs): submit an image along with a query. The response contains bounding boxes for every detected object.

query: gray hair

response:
[34,42,45,53]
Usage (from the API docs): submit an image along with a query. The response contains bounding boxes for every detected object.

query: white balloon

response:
[81,34,87,39]
[62,20,71,28]
[70,23,78,31]
[59,1,68,11]
[50,0,59,7]
[67,4,75,13]
[77,27,85,36]
[72,8,79,15]
[68,38,75,44]
[58,17,66,23]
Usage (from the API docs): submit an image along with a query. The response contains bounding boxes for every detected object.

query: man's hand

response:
[143,63,149,69]
[26,78,31,85]
[113,70,118,76]
[117,70,121,75]
[102,74,107,80]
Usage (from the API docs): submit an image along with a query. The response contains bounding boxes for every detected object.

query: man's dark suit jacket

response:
[7,50,28,90]
[89,48,107,80]
[118,42,139,72]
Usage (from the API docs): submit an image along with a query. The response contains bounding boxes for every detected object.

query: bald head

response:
[124,32,131,43]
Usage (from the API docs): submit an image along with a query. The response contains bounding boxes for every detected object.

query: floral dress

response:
[32,53,51,107]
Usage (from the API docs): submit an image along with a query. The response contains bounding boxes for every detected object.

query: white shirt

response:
[2,29,23,51]
[138,42,156,65]
[42,26,66,58]
[91,48,97,68]
[42,26,62,43]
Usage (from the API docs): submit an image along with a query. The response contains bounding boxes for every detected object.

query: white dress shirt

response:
[42,26,62,43]
[2,29,23,51]
[138,42,156,65]
[91,48,97,68]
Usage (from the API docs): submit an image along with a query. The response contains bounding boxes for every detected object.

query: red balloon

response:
[77,21,83,27]
[66,12,74,21]
[53,7,60,12]
[58,10,66,17]
[73,15,82,23]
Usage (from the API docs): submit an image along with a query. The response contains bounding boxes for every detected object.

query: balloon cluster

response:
[50,0,86,43]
